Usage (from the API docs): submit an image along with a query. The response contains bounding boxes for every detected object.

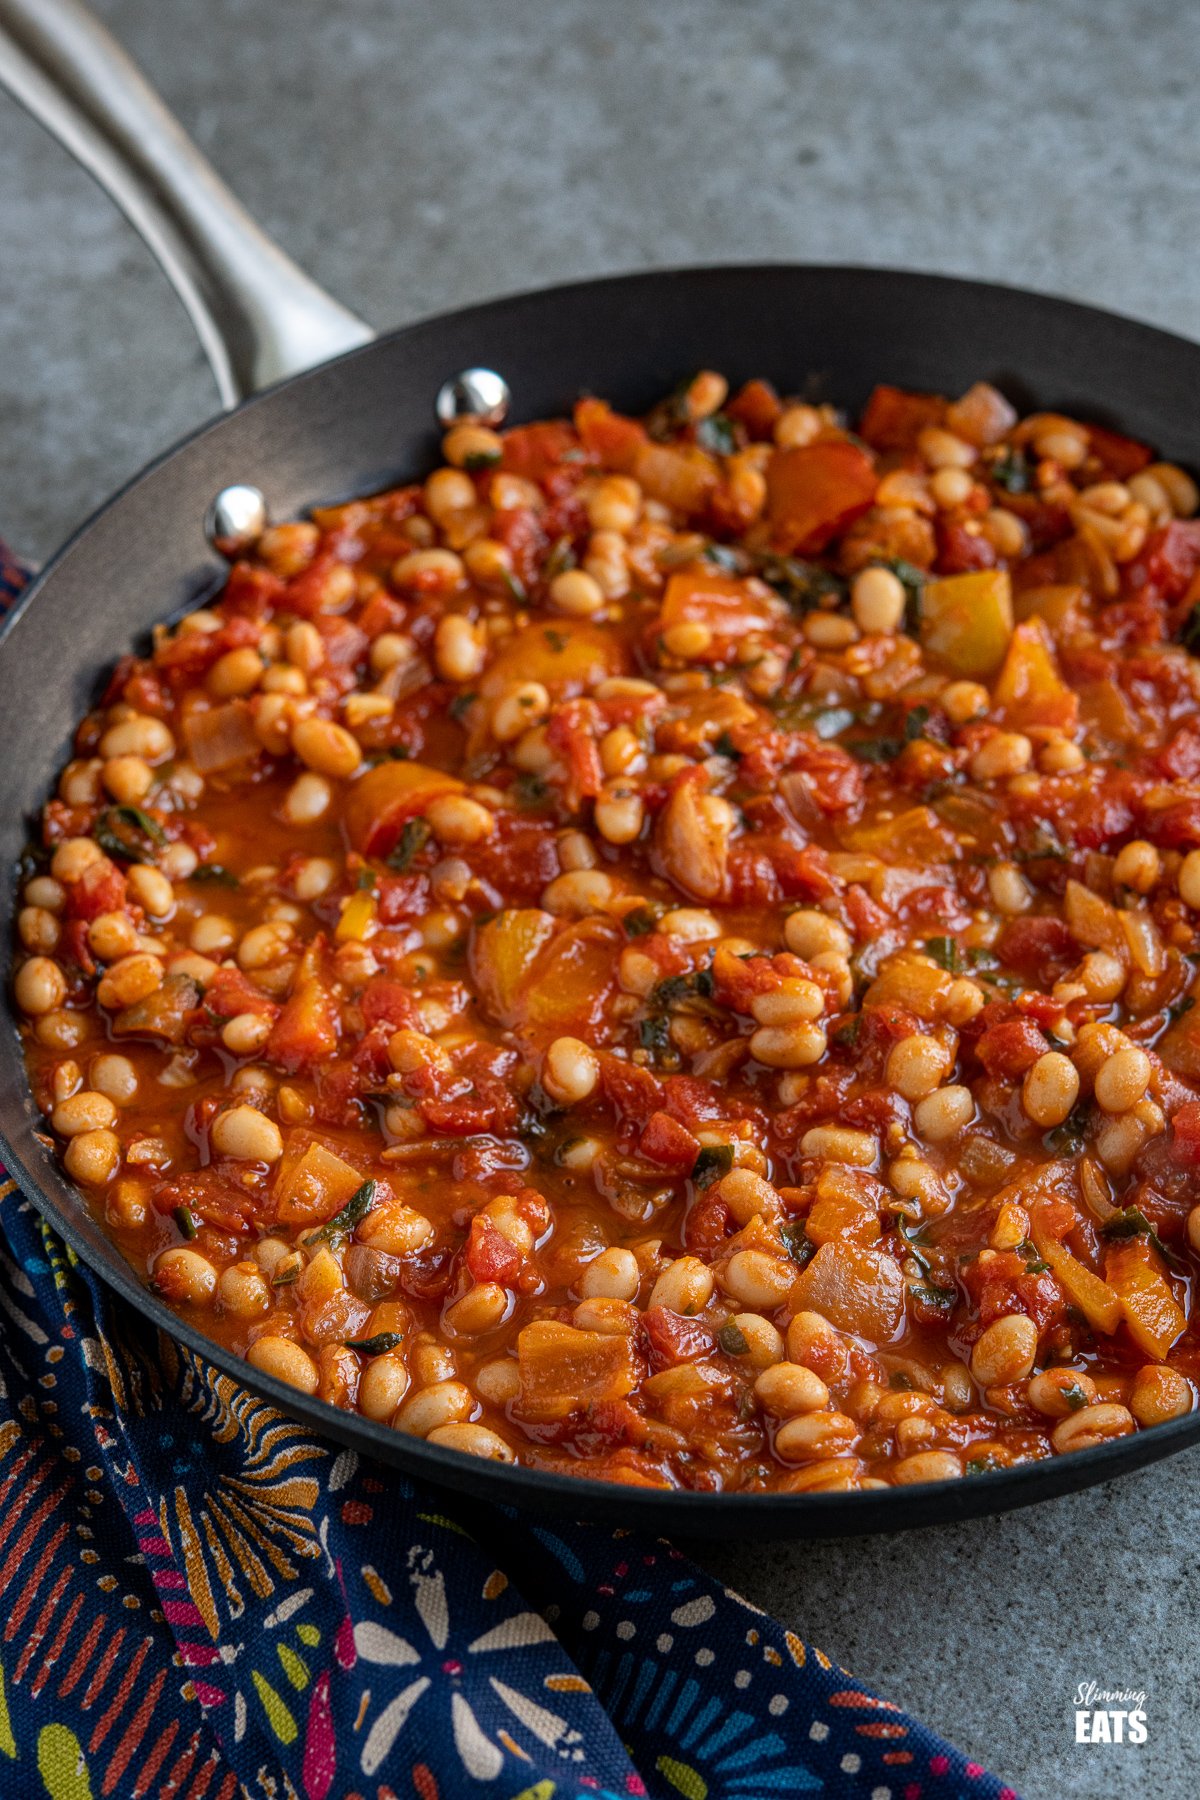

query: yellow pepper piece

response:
[920,568,1013,677]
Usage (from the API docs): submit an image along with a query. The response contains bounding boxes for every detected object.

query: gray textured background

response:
[2,1,1198,1793]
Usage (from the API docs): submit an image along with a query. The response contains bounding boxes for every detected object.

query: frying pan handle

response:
[0,0,375,406]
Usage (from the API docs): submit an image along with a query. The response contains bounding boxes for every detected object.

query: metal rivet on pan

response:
[435,369,511,429]
[205,484,268,557]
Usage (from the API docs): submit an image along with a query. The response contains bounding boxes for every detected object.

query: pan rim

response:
[5,258,1200,1529]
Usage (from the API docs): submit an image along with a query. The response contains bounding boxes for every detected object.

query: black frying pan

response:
[3,0,1200,1539]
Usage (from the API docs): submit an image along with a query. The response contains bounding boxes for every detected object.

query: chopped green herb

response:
[833,1014,862,1050]
[271,1259,300,1287]
[513,772,551,809]
[1062,1379,1090,1412]
[779,1221,814,1266]
[94,805,167,863]
[652,968,714,1008]
[713,730,742,761]
[1043,1102,1091,1156]
[387,818,431,871]
[897,1221,933,1273]
[543,628,568,653]
[501,570,527,605]
[356,868,377,891]
[542,535,577,581]
[385,744,413,761]
[1181,604,1200,656]
[717,1321,750,1356]
[696,412,737,455]
[309,1179,378,1246]
[850,736,903,764]
[449,691,477,723]
[1014,829,1070,863]
[189,864,239,887]
[968,947,1000,971]
[703,543,747,574]
[173,1204,198,1240]
[888,1370,914,1391]
[879,558,926,636]
[923,936,963,973]
[623,905,660,938]
[345,1331,405,1355]
[638,1014,672,1058]
[1100,1207,1181,1267]
[754,554,845,613]
[909,1280,957,1314]
[989,447,1032,494]
[462,447,502,470]
[965,1453,1001,1476]
[692,1143,734,1188]
[905,704,932,743]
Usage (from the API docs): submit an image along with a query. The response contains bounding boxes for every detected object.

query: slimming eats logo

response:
[1074,1682,1148,1744]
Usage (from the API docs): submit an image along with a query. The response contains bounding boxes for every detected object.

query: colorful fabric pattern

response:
[0,549,1018,1799]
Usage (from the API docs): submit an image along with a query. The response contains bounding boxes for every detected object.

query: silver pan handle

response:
[0,0,375,406]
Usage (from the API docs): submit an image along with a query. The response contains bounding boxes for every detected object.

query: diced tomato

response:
[766,441,878,554]
[996,917,1077,983]
[199,967,281,1025]
[599,1055,664,1126]
[464,815,562,906]
[465,1214,523,1286]
[682,1190,734,1256]
[639,1110,701,1172]
[266,980,339,1073]
[1168,1101,1200,1169]
[1124,521,1200,605]
[573,397,647,470]
[1088,423,1152,480]
[492,506,548,594]
[545,700,604,802]
[641,1307,714,1369]
[63,858,126,923]
[360,977,420,1032]
[222,560,284,620]
[155,613,261,681]
[725,378,781,439]
[316,615,369,670]
[974,1018,1049,1079]
[501,420,581,483]
[859,384,945,452]
[1149,726,1200,782]
[935,519,999,574]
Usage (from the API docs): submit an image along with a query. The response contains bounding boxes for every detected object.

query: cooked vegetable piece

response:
[920,568,1013,676]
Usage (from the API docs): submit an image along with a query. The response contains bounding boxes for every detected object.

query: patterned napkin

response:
[0,548,1018,1800]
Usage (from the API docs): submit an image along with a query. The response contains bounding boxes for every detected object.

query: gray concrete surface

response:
[2,0,1198,1792]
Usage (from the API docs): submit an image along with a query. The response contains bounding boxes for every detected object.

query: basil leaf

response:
[173,1204,198,1240]
[717,1322,749,1356]
[190,864,239,887]
[696,413,737,455]
[923,936,962,973]
[310,1179,378,1245]
[692,1144,734,1188]
[989,448,1032,494]
[387,818,431,872]
[345,1331,405,1356]
[94,804,167,863]
[779,1221,813,1266]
